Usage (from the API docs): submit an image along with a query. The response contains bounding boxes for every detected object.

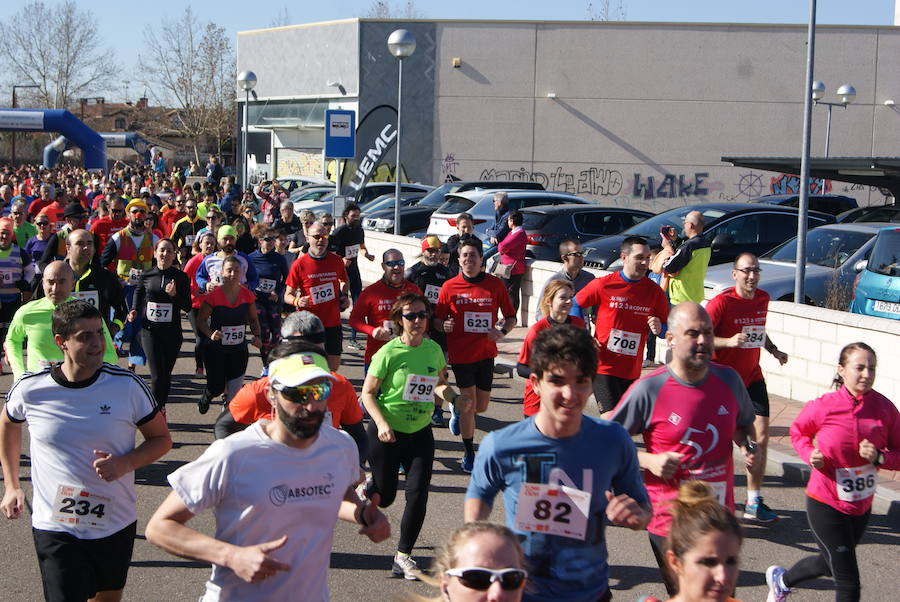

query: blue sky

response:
[8,0,897,100]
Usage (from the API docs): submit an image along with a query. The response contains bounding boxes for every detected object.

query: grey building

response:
[237,19,900,210]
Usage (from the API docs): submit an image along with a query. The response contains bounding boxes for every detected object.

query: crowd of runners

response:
[0,162,897,602]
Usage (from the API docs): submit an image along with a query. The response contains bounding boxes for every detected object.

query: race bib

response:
[221,325,245,346]
[128,268,142,285]
[146,302,173,323]
[257,278,276,294]
[740,325,766,349]
[682,479,727,505]
[184,234,195,247]
[51,485,111,529]
[0,268,17,285]
[836,465,877,502]
[607,328,640,356]
[403,374,438,403]
[424,284,441,304]
[310,282,335,305]
[345,244,360,259]
[71,290,99,308]
[463,311,491,333]
[382,320,396,338]
[514,483,592,541]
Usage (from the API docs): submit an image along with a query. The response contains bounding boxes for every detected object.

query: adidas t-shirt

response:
[5,364,158,539]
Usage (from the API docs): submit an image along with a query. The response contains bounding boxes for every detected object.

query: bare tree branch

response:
[270,6,291,27]
[364,1,424,18]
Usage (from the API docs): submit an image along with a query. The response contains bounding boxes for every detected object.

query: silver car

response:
[703,223,891,308]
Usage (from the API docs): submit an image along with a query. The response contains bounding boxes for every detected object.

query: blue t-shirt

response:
[466,416,648,602]
[249,250,288,301]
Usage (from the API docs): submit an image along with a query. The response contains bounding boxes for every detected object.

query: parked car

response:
[270,175,332,194]
[289,186,335,210]
[361,194,444,235]
[292,182,433,214]
[850,226,900,319]
[836,204,900,223]
[581,203,836,271]
[703,222,887,307]
[428,190,589,241]
[749,193,857,216]
[517,204,652,261]
[416,180,544,208]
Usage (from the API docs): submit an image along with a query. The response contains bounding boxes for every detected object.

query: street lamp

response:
[388,29,416,235]
[237,70,257,190]
[11,84,40,165]
[812,80,856,156]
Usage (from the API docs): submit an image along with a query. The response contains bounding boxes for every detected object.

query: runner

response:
[348,248,421,370]
[196,255,262,415]
[195,225,259,293]
[445,212,481,276]
[404,235,452,426]
[284,221,350,372]
[5,261,118,379]
[0,300,171,602]
[433,238,516,472]
[0,217,34,369]
[184,232,218,377]
[766,342,899,602]
[707,252,789,523]
[248,224,288,365]
[610,302,757,596]
[129,238,192,410]
[465,324,650,601]
[89,197,127,255]
[171,199,206,255]
[360,292,452,580]
[330,202,374,349]
[145,345,390,601]
[576,235,669,413]
[516,279,584,417]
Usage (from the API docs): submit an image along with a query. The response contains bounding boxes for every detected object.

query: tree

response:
[138,7,235,164]
[0,1,116,109]
[586,0,627,21]
[365,1,424,18]
[270,6,291,27]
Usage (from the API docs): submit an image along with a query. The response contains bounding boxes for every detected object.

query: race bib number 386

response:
[514,483,591,541]
[52,485,110,528]
[836,465,876,502]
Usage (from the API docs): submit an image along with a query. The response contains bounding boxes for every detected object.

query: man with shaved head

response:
[661,209,710,304]
[5,261,118,379]
[609,302,757,596]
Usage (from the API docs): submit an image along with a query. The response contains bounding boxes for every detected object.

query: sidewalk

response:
[495,324,900,526]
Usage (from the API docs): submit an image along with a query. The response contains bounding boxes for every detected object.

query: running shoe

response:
[347,340,363,350]
[449,401,460,436]
[392,554,421,580]
[198,392,212,415]
[744,496,778,522]
[766,565,791,602]
[461,453,474,474]
[431,408,445,428]
[355,479,370,502]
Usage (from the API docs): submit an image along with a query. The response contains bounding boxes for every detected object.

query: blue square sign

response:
[324,110,355,159]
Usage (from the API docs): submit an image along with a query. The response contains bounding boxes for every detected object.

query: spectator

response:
[496,210,527,314]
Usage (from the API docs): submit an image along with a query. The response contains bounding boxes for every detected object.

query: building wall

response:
[433,21,900,210]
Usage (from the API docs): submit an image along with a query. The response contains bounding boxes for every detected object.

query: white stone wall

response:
[361,232,900,410]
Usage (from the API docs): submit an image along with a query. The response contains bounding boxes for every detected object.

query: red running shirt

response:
[576,271,669,380]
[517,315,585,416]
[434,273,515,365]
[285,252,348,328]
[348,279,422,364]
[706,287,770,386]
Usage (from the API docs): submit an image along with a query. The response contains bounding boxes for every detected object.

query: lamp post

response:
[237,71,257,190]
[811,80,856,157]
[388,29,416,235]
[10,84,40,165]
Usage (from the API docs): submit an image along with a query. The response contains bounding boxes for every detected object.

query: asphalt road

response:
[1,324,897,601]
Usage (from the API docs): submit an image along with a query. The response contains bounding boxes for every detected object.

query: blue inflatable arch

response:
[0,108,106,171]
[43,132,151,169]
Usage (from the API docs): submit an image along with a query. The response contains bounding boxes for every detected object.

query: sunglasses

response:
[277,382,332,404]
[384,259,405,267]
[35,221,50,226]
[261,236,276,242]
[562,251,584,258]
[401,310,430,321]
[445,568,527,591]
[735,267,762,274]
[311,234,328,240]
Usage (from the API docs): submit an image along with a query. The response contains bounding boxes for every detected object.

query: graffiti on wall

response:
[441,153,459,181]
[275,148,322,178]
[770,173,832,195]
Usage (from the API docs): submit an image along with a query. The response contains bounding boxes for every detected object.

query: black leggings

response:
[140,328,182,407]
[504,273,523,313]
[366,422,434,555]
[187,308,206,370]
[784,496,870,601]
[204,347,248,399]
[255,298,281,366]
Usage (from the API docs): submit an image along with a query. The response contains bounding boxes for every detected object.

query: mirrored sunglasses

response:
[277,382,332,404]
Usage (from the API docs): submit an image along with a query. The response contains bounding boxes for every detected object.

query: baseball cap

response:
[217,225,237,240]
[268,353,335,391]
[125,199,149,213]
[421,235,441,251]
[63,202,87,218]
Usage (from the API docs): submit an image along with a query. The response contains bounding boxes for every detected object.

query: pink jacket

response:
[791,387,900,515]
[497,226,527,275]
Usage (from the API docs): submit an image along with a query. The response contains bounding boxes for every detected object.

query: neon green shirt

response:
[14,221,37,249]
[369,337,445,434]
[5,296,119,380]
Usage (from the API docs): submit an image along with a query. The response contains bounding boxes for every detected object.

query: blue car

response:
[850,226,900,319]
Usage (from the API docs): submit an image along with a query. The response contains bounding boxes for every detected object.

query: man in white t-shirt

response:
[0,300,171,602]
[146,343,391,601]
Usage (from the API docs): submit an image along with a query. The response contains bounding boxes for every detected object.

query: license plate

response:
[873,300,900,315]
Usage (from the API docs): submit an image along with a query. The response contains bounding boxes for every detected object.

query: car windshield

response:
[520,211,553,229]
[620,207,728,238]
[435,195,475,215]
[867,229,900,276]
[764,227,874,267]
[416,183,458,207]
[363,195,422,213]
